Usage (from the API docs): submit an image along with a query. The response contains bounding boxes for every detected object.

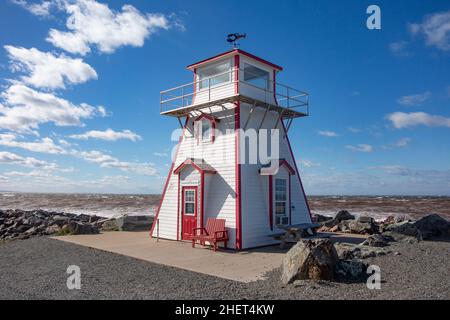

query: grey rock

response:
[322,210,355,228]
[334,242,391,260]
[383,220,422,241]
[335,259,368,281]
[362,234,389,247]
[115,215,154,231]
[67,221,99,235]
[413,214,450,240]
[314,214,333,223]
[357,216,374,224]
[100,219,120,231]
[346,220,378,235]
[281,239,338,284]
[44,224,61,235]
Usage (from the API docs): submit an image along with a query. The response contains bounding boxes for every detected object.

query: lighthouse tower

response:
[150,48,312,250]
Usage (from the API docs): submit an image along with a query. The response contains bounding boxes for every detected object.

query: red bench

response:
[192,218,228,251]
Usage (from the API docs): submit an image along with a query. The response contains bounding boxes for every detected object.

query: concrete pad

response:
[52,232,284,283]
[52,231,367,283]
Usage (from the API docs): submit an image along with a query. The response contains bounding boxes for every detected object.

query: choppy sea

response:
[1,192,449,220]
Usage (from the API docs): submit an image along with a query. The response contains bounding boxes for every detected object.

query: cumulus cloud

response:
[46,0,172,55]
[69,128,141,141]
[409,10,450,51]
[0,84,105,133]
[11,0,54,17]
[396,91,431,107]
[387,112,450,129]
[153,152,168,157]
[299,159,321,168]
[317,130,338,137]
[395,137,411,147]
[346,144,373,153]
[0,133,66,154]
[389,40,410,57]
[4,46,97,89]
[0,151,56,169]
[76,150,157,176]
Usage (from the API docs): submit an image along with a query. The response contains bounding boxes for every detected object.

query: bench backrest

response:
[205,218,226,234]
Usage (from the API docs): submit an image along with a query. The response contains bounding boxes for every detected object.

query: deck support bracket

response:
[258,105,271,131]
[243,102,257,130]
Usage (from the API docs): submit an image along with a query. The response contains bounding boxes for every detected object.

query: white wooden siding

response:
[154,105,237,248]
[239,102,311,249]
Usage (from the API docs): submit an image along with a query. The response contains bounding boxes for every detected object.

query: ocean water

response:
[1,192,449,220]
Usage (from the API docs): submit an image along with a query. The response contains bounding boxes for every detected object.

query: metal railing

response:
[160,67,309,115]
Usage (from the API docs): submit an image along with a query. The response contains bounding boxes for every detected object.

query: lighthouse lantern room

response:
[151,47,312,250]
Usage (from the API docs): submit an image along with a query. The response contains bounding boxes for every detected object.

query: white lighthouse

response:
[150,47,312,250]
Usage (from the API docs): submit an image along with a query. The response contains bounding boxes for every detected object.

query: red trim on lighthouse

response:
[200,172,205,232]
[289,174,292,224]
[192,68,197,104]
[268,175,273,231]
[186,49,283,71]
[234,54,242,250]
[150,116,190,237]
[176,173,180,240]
[281,121,313,221]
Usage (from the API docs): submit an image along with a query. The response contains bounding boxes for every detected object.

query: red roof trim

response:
[173,159,216,175]
[186,49,283,71]
[259,159,296,175]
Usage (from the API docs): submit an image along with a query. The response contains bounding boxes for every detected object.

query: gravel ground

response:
[0,237,449,300]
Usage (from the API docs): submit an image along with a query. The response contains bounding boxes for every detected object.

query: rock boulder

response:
[281,239,338,284]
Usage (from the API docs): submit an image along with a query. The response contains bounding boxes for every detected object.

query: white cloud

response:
[387,112,450,129]
[389,40,410,57]
[0,133,66,154]
[318,130,338,137]
[395,137,411,147]
[0,84,105,133]
[46,0,172,55]
[299,159,320,168]
[69,128,141,141]
[4,46,97,89]
[409,10,450,51]
[346,144,373,153]
[153,152,168,157]
[396,91,431,106]
[12,0,54,17]
[0,151,56,169]
[76,150,157,176]
[347,127,361,133]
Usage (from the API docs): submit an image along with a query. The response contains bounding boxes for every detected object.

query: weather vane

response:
[226,33,246,48]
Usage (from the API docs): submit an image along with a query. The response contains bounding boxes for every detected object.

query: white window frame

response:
[274,178,289,226]
[194,118,213,144]
[184,189,196,216]
[197,59,232,92]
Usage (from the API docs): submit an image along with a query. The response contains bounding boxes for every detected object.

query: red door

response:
[181,186,198,240]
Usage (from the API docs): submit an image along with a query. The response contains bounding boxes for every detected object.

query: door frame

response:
[181,185,198,240]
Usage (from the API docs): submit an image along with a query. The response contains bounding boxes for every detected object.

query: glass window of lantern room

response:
[243,63,270,90]
[198,59,231,90]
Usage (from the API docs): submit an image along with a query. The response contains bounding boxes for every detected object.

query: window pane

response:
[185,203,195,214]
[202,120,211,140]
[243,63,270,90]
[185,190,195,202]
[275,202,286,215]
[199,61,231,89]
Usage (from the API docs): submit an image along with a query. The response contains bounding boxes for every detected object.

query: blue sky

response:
[0,0,449,195]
